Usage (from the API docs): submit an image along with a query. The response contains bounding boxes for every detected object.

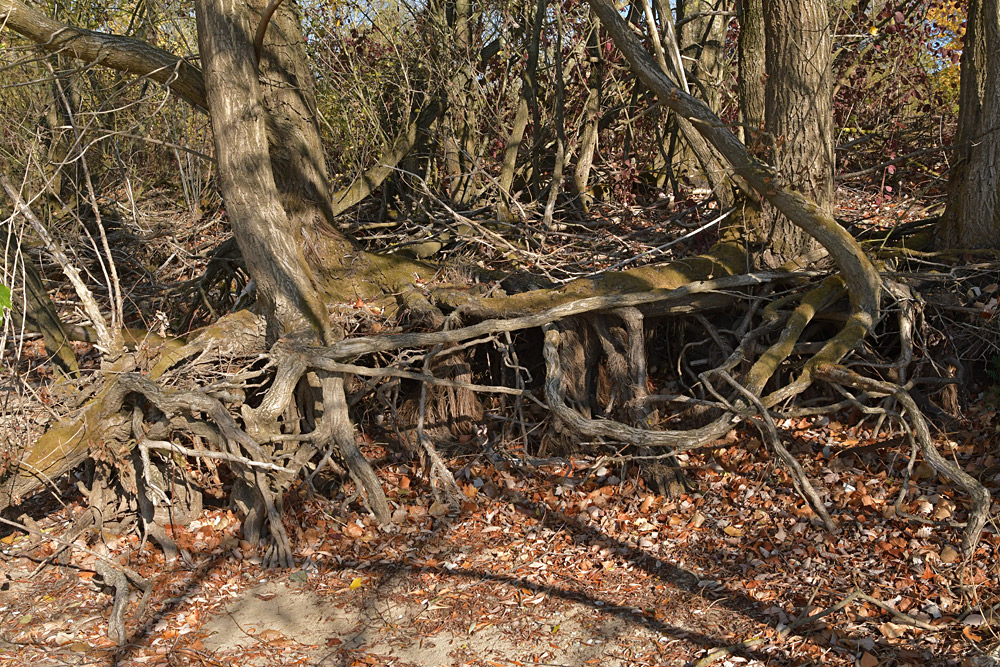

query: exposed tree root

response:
[815,364,991,558]
[4,238,996,651]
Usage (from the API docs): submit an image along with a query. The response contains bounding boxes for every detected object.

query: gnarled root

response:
[815,364,991,557]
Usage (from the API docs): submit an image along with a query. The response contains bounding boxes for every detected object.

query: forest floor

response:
[2,190,1000,666]
[1,404,999,666]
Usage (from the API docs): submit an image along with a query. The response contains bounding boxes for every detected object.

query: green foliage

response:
[0,283,10,316]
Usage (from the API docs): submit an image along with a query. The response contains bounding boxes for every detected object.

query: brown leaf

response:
[879,622,904,639]
[859,651,880,667]
[963,626,983,642]
[723,525,744,538]
[939,545,960,564]
[933,506,953,520]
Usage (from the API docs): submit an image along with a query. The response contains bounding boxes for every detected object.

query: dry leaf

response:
[879,622,904,639]
[350,577,366,590]
[939,545,960,564]
[344,523,365,538]
[723,525,744,538]
[429,501,450,517]
[691,511,706,528]
[962,626,983,642]
[859,651,880,667]
[933,506,953,520]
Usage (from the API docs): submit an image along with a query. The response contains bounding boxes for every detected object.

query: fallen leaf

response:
[723,525,744,537]
[939,545,960,564]
[963,626,983,642]
[350,576,366,590]
[859,651,880,667]
[879,622,904,639]
[429,501,450,517]
[933,506,953,520]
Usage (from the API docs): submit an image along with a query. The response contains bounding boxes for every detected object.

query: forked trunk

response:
[195,0,335,343]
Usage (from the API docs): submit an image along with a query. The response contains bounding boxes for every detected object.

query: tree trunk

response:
[437,0,480,204]
[573,17,602,210]
[759,0,833,266]
[3,240,79,377]
[542,3,567,228]
[737,0,765,146]
[589,0,879,329]
[195,0,331,343]
[498,0,545,210]
[678,0,729,112]
[940,0,1000,249]
[256,0,335,229]
[0,0,206,109]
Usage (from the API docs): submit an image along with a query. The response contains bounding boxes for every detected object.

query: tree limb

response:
[0,0,207,110]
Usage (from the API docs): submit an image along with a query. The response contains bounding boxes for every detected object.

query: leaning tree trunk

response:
[589,0,879,330]
[4,241,79,377]
[758,0,834,266]
[498,0,545,211]
[939,0,1000,249]
[650,0,735,207]
[194,0,332,344]
[256,0,335,229]
[677,0,729,120]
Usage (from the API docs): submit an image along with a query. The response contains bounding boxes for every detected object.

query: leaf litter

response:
[0,403,998,666]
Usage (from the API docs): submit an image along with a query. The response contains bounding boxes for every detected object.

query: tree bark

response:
[256,0,336,229]
[498,0,545,209]
[3,240,79,377]
[737,0,765,146]
[649,0,735,206]
[195,0,331,343]
[759,0,833,265]
[940,0,1000,249]
[573,17,602,210]
[677,0,729,113]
